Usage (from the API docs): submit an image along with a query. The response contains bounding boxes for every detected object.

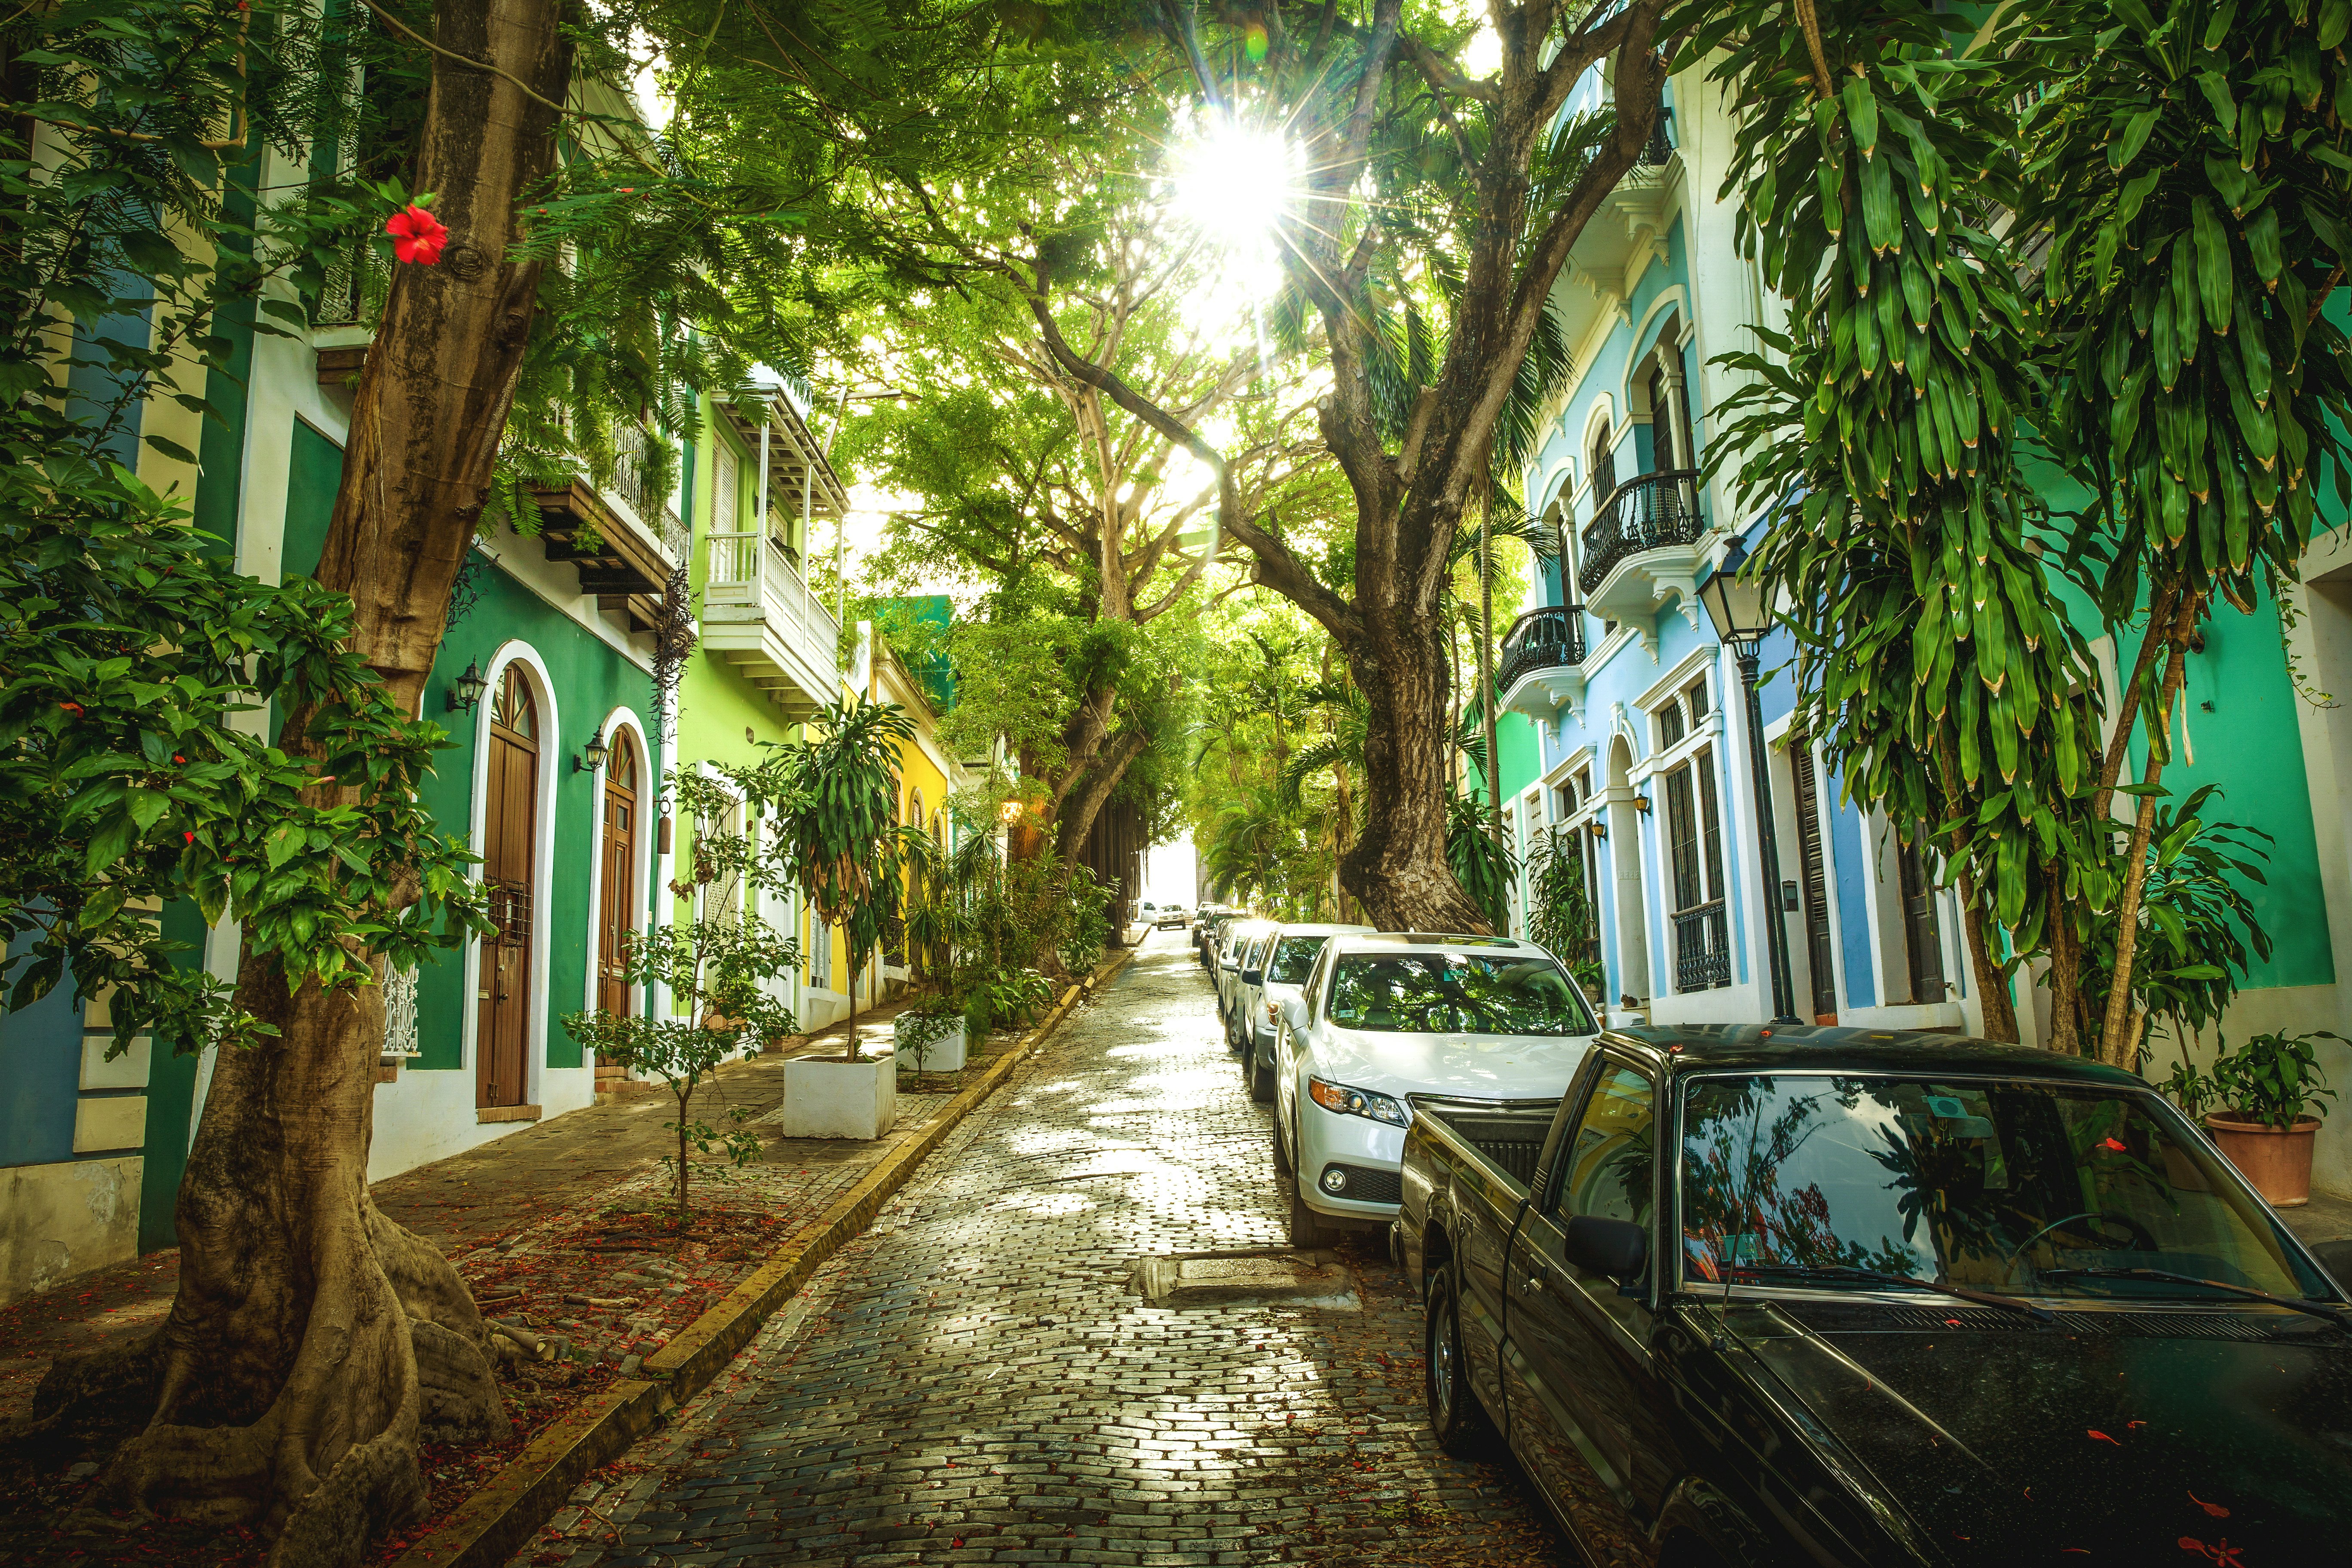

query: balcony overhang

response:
[1584,540,1711,646]
[1502,661,1587,720]
[701,532,842,718]
[530,479,685,634]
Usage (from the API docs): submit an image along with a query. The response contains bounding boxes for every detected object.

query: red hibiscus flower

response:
[386,203,448,265]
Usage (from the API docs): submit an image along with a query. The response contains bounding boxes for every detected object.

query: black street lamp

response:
[1697,534,1802,1026]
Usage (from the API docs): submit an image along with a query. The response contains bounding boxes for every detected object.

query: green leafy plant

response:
[2211,1029,2345,1130]
[566,768,796,1219]
[756,693,919,1062]
[893,1000,963,1078]
[1446,791,1519,935]
[2068,785,2273,1062]
[2156,1053,2223,1122]
[1691,0,2096,1045]
[1524,831,1607,1002]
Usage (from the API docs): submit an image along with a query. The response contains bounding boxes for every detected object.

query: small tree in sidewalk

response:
[565,768,796,1221]
[755,694,919,1063]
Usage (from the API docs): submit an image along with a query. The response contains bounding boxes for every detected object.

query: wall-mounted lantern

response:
[446,660,489,713]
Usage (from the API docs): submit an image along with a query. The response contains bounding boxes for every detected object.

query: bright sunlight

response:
[1168,113,1299,283]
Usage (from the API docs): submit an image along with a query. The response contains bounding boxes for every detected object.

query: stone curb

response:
[388,946,1137,1568]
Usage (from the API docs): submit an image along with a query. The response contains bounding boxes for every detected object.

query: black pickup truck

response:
[1396,1024,2352,1567]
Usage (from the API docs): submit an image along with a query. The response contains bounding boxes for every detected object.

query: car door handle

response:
[1523,1274,1544,1294]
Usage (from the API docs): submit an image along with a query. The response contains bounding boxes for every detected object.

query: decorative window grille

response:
[382,964,422,1060]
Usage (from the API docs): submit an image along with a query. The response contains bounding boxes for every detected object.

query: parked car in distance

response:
[1196,910,1237,969]
[1225,926,1277,1048]
[1271,932,1597,1247]
[1399,1024,2352,1568]
[1136,899,1187,931]
[1235,922,1372,1100]
[1216,919,1271,1035]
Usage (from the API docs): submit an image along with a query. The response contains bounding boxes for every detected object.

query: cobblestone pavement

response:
[517,931,1563,1567]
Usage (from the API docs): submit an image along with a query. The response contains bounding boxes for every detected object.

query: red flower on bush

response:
[59,701,83,716]
[386,204,448,265]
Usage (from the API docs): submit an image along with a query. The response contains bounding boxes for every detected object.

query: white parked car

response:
[1234,923,1372,1099]
[1270,932,1599,1246]
[1214,918,1271,1035]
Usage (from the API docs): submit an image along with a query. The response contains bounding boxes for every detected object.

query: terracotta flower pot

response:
[2203,1113,2322,1207]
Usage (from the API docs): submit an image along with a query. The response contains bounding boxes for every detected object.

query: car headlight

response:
[1308,1076,1410,1128]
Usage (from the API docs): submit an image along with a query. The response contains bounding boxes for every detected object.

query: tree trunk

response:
[1479,502,1503,862]
[2099,628,2196,1067]
[1344,619,1491,933]
[35,4,572,1561]
[1051,727,1150,869]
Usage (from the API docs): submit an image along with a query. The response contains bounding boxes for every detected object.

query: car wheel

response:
[1271,1105,1293,1176]
[1284,1162,1326,1249]
[1247,1046,1275,1103]
[1424,1265,1496,1458]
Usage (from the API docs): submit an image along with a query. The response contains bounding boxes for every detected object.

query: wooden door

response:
[597,732,638,1020]
[1788,736,1840,1024]
[478,666,538,1109]
[1897,831,1948,1005]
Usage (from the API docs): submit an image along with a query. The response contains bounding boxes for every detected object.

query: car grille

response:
[1317,1162,1403,1204]
[1777,1302,2324,1341]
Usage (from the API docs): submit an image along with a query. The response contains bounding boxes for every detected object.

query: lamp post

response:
[1698,535,1801,1026]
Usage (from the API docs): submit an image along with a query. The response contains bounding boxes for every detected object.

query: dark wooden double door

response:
[478,667,537,1109]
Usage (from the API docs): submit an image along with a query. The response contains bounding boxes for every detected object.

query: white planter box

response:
[893,1017,968,1074]
[778,1054,897,1140]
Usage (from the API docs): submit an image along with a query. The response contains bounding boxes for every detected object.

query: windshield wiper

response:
[1732,1263,2055,1323]
[2036,1266,2352,1326]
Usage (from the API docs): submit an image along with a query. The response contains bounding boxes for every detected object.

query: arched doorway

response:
[478,665,539,1110]
[595,730,640,1098]
[1607,735,1651,1008]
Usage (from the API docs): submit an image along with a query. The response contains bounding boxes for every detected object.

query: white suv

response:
[1270,932,1599,1246]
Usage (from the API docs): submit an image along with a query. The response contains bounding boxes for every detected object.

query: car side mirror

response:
[1565,1215,1649,1283]
[1280,997,1308,1029]
[1241,968,1263,986]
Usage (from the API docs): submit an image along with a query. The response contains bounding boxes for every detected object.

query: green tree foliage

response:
[2013,0,2352,1059]
[0,0,482,1061]
[1691,0,2098,1041]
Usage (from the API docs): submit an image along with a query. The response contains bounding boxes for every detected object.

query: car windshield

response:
[1325,954,1594,1036]
[1268,937,1327,985]
[1678,1073,2331,1301]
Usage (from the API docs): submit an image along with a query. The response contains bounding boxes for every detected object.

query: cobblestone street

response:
[517,931,1562,1567]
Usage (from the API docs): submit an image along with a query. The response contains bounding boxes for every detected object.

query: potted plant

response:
[893,1000,967,1076]
[2203,1029,2344,1207]
[754,693,922,1140]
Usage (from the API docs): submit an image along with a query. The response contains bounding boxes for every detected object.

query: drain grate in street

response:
[1127,1247,1360,1310]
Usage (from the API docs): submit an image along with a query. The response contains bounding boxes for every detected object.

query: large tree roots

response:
[26,959,511,1568]
[31,1203,508,1566]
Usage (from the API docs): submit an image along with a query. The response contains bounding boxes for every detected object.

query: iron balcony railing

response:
[1495,605,1589,697]
[1579,469,1706,595]
[1672,899,1731,993]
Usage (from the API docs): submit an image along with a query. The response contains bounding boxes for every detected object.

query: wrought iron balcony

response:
[1580,470,1706,597]
[1494,605,1593,719]
[1496,606,1588,697]
[1672,900,1731,994]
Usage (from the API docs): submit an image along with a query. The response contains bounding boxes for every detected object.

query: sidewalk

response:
[0,994,1026,1564]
